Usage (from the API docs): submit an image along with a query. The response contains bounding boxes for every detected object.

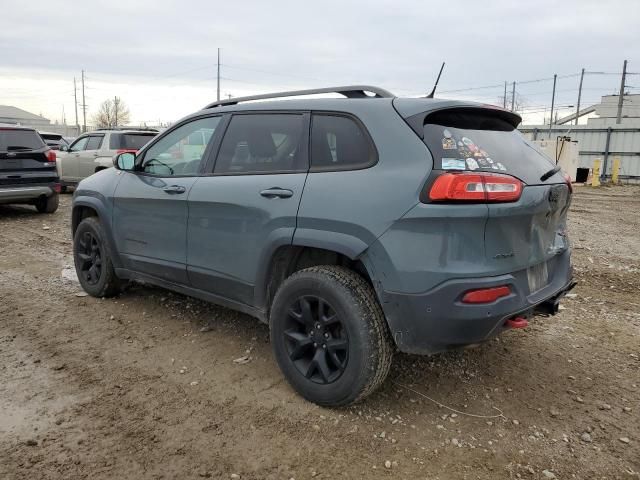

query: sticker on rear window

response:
[442,137,456,150]
[441,158,466,170]
[466,158,479,170]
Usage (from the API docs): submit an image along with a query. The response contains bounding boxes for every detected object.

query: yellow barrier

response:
[611,157,620,184]
[591,159,601,187]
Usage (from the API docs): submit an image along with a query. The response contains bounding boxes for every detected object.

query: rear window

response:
[40,133,63,141]
[109,133,156,150]
[422,109,556,184]
[0,129,45,151]
[311,114,376,170]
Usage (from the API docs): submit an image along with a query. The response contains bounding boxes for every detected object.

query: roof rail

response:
[204,85,395,109]
[93,126,159,132]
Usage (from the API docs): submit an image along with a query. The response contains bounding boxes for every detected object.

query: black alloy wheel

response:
[284,295,349,384]
[76,231,103,286]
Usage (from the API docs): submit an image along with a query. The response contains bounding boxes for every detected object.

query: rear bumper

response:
[381,250,574,354]
[0,185,57,204]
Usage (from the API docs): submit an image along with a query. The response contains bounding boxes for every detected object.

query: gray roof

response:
[0,105,49,121]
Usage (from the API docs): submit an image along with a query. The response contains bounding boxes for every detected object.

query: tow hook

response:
[506,317,529,329]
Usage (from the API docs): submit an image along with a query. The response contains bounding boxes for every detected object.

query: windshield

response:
[0,129,45,151]
[422,109,558,185]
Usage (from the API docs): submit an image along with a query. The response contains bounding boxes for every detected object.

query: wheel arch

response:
[254,240,378,320]
[72,197,122,268]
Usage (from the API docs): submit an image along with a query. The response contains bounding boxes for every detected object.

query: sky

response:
[1,0,639,126]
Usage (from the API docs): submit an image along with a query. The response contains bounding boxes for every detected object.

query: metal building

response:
[519,94,640,182]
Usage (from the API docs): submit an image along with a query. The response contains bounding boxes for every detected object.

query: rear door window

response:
[110,133,156,150]
[0,129,45,151]
[214,114,306,174]
[310,114,376,171]
[422,109,558,185]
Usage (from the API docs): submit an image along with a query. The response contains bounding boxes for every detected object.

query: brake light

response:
[462,286,511,304]
[429,172,523,203]
[46,149,56,163]
[53,183,62,193]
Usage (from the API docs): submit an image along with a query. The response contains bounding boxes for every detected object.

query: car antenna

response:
[426,62,445,98]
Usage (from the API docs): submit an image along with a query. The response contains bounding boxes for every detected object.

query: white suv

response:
[57,128,157,190]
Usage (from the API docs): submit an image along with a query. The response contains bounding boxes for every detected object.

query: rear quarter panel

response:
[294,100,432,260]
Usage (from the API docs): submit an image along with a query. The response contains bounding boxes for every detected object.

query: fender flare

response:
[252,227,377,310]
[72,194,123,269]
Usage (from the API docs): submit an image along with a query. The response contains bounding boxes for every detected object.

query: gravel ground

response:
[1,185,639,480]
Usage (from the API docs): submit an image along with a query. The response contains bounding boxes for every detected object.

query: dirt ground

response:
[1,185,638,480]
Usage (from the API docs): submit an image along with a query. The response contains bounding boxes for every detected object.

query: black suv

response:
[0,125,60,213]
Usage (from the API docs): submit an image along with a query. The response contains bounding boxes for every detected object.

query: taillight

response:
[428,172,523,203]
[462,286,511,304]
[46,149,56,163]
[53,183,62,193]
[116,149,137,154]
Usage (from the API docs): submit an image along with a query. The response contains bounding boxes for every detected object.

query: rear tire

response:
[73,217,121,297]
[35,194,59,213]
[270,265,393,406]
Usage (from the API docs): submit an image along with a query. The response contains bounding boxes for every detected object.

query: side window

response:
[69,136,89,152]
[141,117,221,176]
[214,114,306,174]
[311,114,376,170]
[86,135,104,150]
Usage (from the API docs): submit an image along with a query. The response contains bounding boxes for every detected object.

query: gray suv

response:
[71,86,575,406]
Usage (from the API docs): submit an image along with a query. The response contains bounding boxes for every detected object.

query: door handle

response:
[260,188,294,199]
[163,185,187,194]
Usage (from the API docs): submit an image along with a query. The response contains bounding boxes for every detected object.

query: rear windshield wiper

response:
[540,165,561,182]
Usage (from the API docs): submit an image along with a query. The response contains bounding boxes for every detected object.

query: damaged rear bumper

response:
[380,250,575,355]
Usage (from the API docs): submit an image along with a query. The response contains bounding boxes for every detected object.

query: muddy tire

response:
[73,217,121,297]
[35,193,59,213]
[270,265,393,406]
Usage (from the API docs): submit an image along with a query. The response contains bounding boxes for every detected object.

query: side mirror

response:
[114,151,136,171]
[59,144,69,152]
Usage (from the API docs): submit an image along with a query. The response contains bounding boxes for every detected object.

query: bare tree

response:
[497,91,527,114]
[93,97,130,128]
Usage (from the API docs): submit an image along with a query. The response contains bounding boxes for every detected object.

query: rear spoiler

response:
[403,106,522,139]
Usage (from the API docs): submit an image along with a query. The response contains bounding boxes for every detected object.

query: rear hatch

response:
[0,127,58,187]
[39,132,66,150]
[402,104,572,294]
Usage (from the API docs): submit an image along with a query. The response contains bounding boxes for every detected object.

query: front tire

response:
[35,194,59,213]
[73,217,121,297]
[270,266,393,406]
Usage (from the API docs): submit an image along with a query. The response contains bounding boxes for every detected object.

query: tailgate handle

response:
[260,188,293,199]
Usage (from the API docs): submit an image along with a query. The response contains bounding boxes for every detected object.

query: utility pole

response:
[81,70,87,133]
[217,48,221,102]
[616,59,627,124]
[503,81,507,108]
[548,73,557,138]
[575,68,585,126]
[73,77,79,132]
[114,96,118,127]
[511,81,516,112]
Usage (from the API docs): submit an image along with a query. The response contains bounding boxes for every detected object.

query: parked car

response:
[71,86,575,406]
[1,124,60,213]
[57,128,157,190]
[38,131,70,150]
